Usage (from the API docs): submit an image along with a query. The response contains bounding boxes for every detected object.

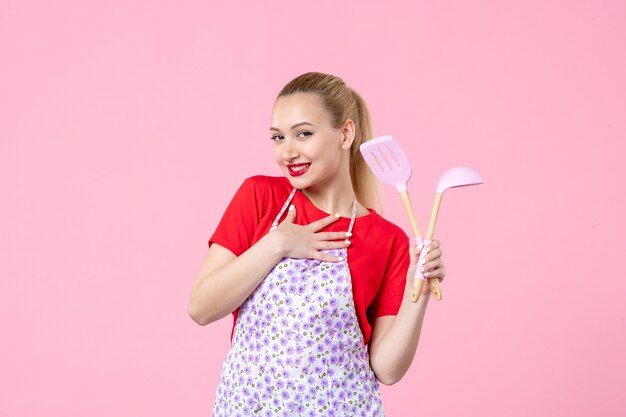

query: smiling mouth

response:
[287,163,311,176]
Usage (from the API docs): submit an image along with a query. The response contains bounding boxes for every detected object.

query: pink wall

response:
[2,1,624,416]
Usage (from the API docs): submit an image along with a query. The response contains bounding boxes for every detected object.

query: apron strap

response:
[345,194,357,242]
[269,186,298,232]
[270,187,358,236]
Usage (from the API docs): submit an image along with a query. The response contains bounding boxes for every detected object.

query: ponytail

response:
[348,88,384,215]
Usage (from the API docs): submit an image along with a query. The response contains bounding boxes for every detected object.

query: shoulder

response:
[242,174,290,191]
[234,175,292,208]
[369,216,411,278]
[368,211,410,244]
[236,175,290,196]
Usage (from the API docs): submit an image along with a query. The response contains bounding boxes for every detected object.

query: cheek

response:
[317,146,340,166]
[304,141,328,161]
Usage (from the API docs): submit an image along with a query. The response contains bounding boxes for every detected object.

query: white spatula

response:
[359,135,434,302]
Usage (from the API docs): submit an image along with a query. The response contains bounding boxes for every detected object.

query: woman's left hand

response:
[411,239,447,293]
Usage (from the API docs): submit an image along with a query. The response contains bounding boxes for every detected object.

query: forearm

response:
[189,232,285,325]
[374,279,431,384]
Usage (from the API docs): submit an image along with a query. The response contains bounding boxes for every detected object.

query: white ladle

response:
[414,166,484,301]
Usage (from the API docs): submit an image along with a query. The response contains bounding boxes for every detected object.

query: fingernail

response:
[337,256,345,262]
[417,242,424,250]
[345,231,352,237]
[289,204,295,211]
[419,258,427,265]
[334,213,341,218]
[424,272,430,277]
[425,246,431,253]
[345,240,351,245]
[419,266,425,272]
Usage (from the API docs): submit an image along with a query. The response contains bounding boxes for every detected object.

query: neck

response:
[302,185,355,218]
[301,164,356,217]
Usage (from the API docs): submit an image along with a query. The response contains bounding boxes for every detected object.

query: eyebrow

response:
[269,122,314,132]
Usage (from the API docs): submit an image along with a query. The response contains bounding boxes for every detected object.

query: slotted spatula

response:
[359,135,436,302]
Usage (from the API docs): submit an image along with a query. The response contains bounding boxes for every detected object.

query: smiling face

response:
[270,92,354,191]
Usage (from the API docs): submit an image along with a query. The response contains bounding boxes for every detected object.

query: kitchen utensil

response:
[359,135,430,302]
[421,166,484,300]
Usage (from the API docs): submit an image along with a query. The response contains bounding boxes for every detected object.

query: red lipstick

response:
[287,163,311,177]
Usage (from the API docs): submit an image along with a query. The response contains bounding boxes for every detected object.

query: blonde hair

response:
[277,72,385,214]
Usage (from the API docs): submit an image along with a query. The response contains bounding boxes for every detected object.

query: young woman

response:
[189,72,447,417]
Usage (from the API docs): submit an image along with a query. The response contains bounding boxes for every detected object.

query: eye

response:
[297,131,312,138]
[270,134,284,141]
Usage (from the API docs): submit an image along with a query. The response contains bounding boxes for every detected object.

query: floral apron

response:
[211,187,385,417]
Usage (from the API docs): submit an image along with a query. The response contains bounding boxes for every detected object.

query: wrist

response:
[404,278,432,303]
[265,228,287,258]
[422,278,432,294]
[405,275,432,293]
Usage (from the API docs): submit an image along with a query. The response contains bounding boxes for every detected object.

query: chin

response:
[285,176,307,189]
[284,169,312,186]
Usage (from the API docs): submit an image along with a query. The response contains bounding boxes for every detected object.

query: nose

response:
[281,137,299,162]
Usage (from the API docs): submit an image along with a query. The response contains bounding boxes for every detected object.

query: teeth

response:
[291,164,309,172]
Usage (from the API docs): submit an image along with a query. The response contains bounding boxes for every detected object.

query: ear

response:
[340,119,356,150]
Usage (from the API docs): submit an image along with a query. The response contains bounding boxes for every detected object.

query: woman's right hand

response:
[272,204,351,262]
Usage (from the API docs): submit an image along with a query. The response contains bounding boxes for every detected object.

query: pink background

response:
[2,1,625,416]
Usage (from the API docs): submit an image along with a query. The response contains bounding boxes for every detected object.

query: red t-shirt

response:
[208,175,410,348]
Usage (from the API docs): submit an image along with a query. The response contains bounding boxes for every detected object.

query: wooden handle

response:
[425,193,443,301]
[412,278,425,302]
[399,191,422,238]
[400,191,430,303]
[425,193,441,240]
[428,278,442,300]
[399,190,445,302]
